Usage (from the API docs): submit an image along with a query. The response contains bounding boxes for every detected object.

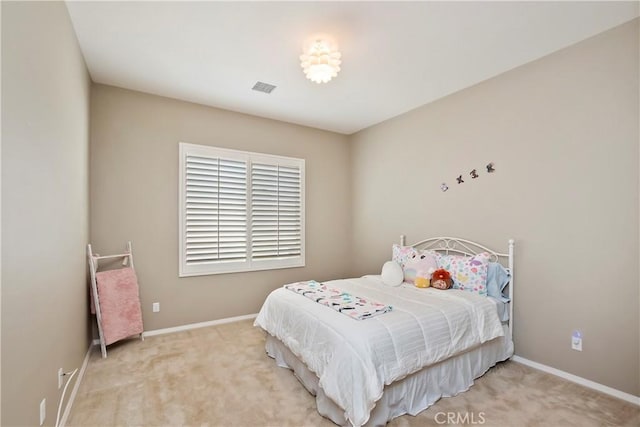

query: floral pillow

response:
[392,244,416,268]
[435,252,491,296]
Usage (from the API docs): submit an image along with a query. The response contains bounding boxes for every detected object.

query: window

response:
[179,143,305,276]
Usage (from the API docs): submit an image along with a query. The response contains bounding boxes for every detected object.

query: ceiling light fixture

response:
[300,38,341,84]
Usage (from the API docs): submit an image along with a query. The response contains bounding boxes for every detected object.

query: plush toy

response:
[414,267,436,288]
[431,269,453,290]
[414,276,430,288]
[404,253,437,283]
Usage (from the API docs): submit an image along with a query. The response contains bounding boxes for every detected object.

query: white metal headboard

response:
[400,235,515,345]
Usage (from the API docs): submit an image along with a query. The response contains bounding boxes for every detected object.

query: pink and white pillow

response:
[435,252,491,296]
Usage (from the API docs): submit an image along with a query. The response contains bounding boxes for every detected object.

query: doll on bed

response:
[431,269,453,290]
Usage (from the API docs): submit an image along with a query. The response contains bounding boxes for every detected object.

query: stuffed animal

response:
[414,276,430,288]
[404,253,437,283]
[431,269,453,290]
[414,267,436,288]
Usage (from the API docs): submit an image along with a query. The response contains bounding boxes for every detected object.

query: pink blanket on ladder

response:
[95,267,144,345]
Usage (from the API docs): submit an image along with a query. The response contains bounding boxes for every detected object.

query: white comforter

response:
[254,275,504,427]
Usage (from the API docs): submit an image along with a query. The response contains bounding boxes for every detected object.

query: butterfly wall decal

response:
[442,163,496,193]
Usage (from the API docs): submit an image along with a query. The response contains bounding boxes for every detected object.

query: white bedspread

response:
[254,275,504,427]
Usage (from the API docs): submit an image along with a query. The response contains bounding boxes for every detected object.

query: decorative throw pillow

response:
[435,252,491,296]
[402,251,438,283]
[381,261,404,287]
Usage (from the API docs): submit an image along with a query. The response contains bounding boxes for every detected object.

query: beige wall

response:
[90,84,351,331]
[349,19,639,395]
[1,1,91,425]
[1,4,636,424]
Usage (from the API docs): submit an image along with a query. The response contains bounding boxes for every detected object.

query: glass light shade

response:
[300,39,341,84]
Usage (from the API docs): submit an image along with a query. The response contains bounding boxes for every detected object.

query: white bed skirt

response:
[265,324,514,427]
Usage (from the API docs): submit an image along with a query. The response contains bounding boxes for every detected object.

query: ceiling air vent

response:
[252,81,276,94]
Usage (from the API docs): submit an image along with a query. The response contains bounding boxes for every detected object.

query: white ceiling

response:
[66,1,639,135]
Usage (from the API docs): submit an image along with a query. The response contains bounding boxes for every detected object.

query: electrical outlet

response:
[39,398,46,426]
[152,302,160,313]
[571,330,583,351]
[58,368,64,389]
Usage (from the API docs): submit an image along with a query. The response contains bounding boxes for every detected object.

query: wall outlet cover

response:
[572,330,583,351]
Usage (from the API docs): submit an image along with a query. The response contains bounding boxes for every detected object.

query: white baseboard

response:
[142,313,258,338]
[58,343,92,427]
[91,314,258,345]
[511,355,640,406]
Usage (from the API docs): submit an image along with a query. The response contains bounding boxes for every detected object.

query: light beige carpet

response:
[67,319,639,427]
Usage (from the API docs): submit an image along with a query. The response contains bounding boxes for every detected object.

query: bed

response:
[254,236,515,426]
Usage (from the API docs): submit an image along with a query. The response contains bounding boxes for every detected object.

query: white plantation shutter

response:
[251,163,302,261]
[180,143,304,276]
[184,156,247,264]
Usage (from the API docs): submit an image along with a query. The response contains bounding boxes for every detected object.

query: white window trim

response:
[179,142,305,277]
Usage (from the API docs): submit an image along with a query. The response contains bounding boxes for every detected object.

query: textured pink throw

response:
[95,267,144,345]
